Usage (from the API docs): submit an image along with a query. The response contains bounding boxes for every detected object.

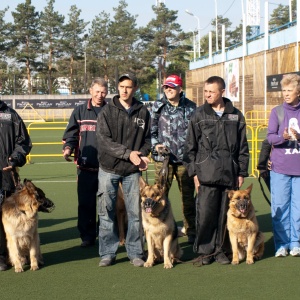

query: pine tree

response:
[40,0,65,94]
[61,5,88,94]
[108,0,139,92]
[139,3,190,97]
[9,0,41,94]
[87,12,111,89]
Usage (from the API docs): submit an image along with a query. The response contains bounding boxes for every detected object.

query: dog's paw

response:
[231,260,239,265]
[246,259,254,265]
[163,262,173,269]
[30,265,39,271]
[144,261,154,268]
[15,267,24,273]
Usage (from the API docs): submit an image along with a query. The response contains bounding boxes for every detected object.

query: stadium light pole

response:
[185,9,201,58]
[215,0,219,51]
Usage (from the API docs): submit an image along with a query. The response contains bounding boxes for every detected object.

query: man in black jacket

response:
[0,100,32,271]
[183,76,249,265]
[96,73,151,267]
[62,78,108,247]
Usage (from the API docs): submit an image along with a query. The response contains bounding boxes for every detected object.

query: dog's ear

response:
[24,180,36,195]
[246,183,253,194]
[227,189,235,199]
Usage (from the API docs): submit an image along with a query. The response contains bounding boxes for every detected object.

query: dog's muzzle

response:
[143,197,158,213]
[235,199,249,215]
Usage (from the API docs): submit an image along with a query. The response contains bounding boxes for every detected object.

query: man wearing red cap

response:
[151,74,196,244]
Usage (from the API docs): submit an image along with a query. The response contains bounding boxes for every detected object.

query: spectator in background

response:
[62,78,108,248]
[0,99,32,271]
[183,76,249,265]
[267,73,300,258]
[151,74,196,244]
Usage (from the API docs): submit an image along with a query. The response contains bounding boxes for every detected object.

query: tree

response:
[139,3,190,98]
[269,0,296,30]
[108,0,140,92]
[87,12,111,89]
[9,0,41,94]
[60,5,88,94]
[40,0,65,94]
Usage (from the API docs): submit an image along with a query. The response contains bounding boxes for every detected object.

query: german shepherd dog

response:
[2,179,53,272]
[227,184,264,265]
[140,177,182,269]
[116,184,127,246]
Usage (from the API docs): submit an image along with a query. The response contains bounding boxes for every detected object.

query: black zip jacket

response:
[96,95,151,176]
[0,101,32,191]
[62,99,106,169]
[183,98,249,187]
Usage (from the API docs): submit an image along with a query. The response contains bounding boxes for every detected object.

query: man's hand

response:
[237,176,244,188]
[129,151,142,166]
[194,175,200,193]
[63,147,72,162]
[2,165,13,172]
[3,157,14,171]
[138,156,150,171]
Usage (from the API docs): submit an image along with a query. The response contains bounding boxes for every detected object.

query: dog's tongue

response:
[145,207,152,213]
[240,209,246,214]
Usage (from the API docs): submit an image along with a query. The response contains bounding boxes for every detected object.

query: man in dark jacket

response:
[96,73,151,267]
[62,78,108,247]
[0,100,32,271]
[183,76,249,265]
[151,74,196,244]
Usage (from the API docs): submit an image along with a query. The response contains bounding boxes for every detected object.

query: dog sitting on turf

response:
[2,179,54,272]
[140,177,182,269]
[227,184,264,265]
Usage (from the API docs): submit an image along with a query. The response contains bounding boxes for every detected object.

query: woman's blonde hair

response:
[280,73,300,93]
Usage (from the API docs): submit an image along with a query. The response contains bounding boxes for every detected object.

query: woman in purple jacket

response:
[267,73,300,258]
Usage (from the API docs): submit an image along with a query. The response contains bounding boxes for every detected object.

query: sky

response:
[0,0,290,37]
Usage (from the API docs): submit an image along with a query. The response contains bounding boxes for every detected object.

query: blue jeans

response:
[97,167,144,260]
[271,171,300,251]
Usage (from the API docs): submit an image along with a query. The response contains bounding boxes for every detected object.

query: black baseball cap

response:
[118,73,138,86]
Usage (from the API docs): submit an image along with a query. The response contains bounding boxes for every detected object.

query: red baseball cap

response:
[163,75,182,87]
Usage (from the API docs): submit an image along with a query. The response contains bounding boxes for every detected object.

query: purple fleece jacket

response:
[267,101,300,176]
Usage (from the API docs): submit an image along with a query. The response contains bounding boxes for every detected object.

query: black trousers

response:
[77,169,99,243]
[193,184,231,255]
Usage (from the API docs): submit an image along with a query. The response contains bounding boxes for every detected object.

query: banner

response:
[225,59,239,102]
[267,72,300,92]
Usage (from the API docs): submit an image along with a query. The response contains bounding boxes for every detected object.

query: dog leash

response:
[190,223,229,267]
[258,176,271,206]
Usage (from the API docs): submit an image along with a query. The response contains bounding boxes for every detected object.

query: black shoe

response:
[187,235,195,244]
[0,256,8,271]
[99,258,115,267]
[214,252,230,265]
[80,240,95,248]
[202,256,214,265]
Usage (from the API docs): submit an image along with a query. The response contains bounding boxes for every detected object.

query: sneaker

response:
[214,252,230,265]
[275,247,288,257]
[202,256,214,265]
[290,247,300,257]
[130,258,145,267]
[99,257,115,267]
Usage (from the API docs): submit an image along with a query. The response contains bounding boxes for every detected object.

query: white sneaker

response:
[275,247,288,257]
[290,247,300,257]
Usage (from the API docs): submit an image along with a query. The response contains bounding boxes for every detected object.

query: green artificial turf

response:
[1,160,300,300]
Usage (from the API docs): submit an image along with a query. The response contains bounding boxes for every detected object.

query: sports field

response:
[1,125,299,300]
